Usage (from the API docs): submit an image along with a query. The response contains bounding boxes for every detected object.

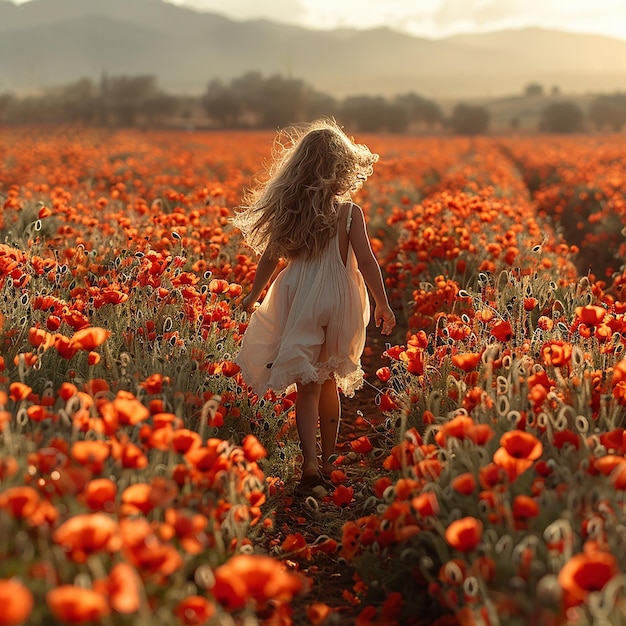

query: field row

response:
[1,129,626,624]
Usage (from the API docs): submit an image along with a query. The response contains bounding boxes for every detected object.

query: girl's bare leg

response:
[319,378,340,476]
[295,381,322,476]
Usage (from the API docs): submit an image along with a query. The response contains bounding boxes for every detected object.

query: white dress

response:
[235,204,369,397]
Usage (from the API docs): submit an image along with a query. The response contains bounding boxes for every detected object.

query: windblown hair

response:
[232,118,378,261]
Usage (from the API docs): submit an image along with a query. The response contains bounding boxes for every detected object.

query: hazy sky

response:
[163,0,626,41]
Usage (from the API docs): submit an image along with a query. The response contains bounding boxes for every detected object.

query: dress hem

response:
[236,354,364,399]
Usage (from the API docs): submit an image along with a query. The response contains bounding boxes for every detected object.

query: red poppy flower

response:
[82,478,117,512]
[333,484,354,507]
[241,434,267,461]
[575,304,607,327]
[0,486,41,520]
[512,495,539,521]
[70,440,110,473]
[139,373,169,394]
[52,513,122,563]
[541,341,572,367]
[111,392,150,426]
[451,472,477,495]
[47,586,110,623]
[93,562,142,615]
[8,382,32,402]
[211,554,303,611]
[70,326,111,350]
[493,430,543,481]
[350,435,374,454]
[307,603,332,625]
[491,320,513,342]
[174,596,215,625]
[411,491,439,517]
[451,352,482,372]
[376,366,391,382]
[0,579,34,626]
[444,516,483,552]
[558,550,619,608]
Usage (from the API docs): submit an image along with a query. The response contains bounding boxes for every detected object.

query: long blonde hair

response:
[232,119,378,260]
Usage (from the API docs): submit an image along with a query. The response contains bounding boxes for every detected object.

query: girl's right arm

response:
[240,250,279,311]
[349,204,396,335]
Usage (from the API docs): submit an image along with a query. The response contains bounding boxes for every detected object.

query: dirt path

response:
[257,324,399,624]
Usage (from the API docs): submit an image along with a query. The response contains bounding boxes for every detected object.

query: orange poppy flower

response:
[333,484,354,507]
[0,486,40,520]
[490,319,513,342]
[70,440,110,474]
[8,382,32,402]
[280,533,310,559]
[119,517,183,577]
[451,472,477,495]
[173,595,215,625]
[451,352,482,372]
[139,373,169,394]
[111,391,150,426]
[95,563,142,615]
[493,430,543,481]
[52,513,122,563]
[162,508,209,554]
[558,550,619,608]
[541,341,572,367]
[29,327,55,350]
[0,578,34,626]
[171,428,202,454]
[46,586,110,623]
[82,478,117,512]
[0,457,18,481]
[241,434,267,462]
[575,304,607,327]
[307,603,333,626]
[120,483,154,516]
[411,491,439,517]
[350,435,374,454]
[435,414,474,446]
[444,516,483,552]
[211,554,303,611]
[70,326,111,351]
[512,495,539,521]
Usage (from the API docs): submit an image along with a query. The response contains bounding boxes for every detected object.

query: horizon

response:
[5,0,626,43]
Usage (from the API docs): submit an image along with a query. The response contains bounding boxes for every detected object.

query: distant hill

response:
[1,0,626,98]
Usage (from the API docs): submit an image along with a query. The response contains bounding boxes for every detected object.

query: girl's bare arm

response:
[241,250,279,311]
[349,204,396,334]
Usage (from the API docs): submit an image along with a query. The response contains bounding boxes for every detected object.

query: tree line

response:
[1,71,625,134]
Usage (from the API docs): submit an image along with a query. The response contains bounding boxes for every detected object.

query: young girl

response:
[233,119,395,495]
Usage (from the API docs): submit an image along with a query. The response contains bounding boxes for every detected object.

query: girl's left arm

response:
[240,250,279,311]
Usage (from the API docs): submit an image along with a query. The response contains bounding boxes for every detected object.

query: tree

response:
[394,92,443,128]
[589,94,626,131]
[340,96,389,132]
[540,101,584,133]
[525,83,544,97]
[101,75,161,126]
[449,104,490,135]
[203,79,243,127]
[203,72,336,128]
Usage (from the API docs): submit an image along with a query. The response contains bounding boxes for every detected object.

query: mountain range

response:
[1,0,626,99]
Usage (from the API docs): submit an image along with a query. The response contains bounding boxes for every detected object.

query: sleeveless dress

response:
[235,203,369,397]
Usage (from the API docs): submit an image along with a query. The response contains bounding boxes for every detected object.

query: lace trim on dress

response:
[237,354,364,399]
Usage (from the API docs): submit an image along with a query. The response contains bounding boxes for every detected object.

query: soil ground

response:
[257,325,402,624]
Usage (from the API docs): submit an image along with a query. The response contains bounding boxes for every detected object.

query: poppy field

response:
[1,127,626,625]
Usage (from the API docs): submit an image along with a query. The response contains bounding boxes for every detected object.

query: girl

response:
[233,119,395,495]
